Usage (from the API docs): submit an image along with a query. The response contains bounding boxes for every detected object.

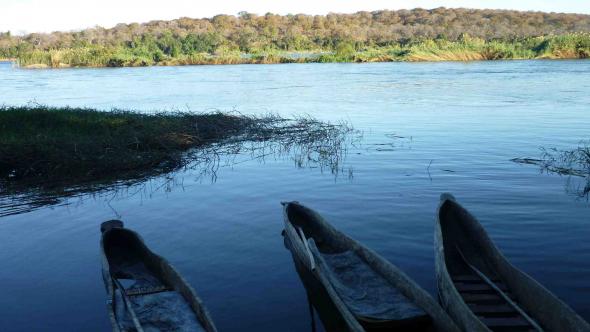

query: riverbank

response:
[14,33,590,68]
[0,106,250,182]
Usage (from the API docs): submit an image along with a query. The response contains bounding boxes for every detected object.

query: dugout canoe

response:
[281,201,460,332]
[100,220,217,332]
[284,233,361,332]
[435,193,590,332]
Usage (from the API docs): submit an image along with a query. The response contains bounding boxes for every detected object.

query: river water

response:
[0,60,589,331]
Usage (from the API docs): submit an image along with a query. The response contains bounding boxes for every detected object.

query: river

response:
[0,60,589,331]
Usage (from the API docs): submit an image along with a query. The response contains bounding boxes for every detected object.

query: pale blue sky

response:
[1,0,589,34]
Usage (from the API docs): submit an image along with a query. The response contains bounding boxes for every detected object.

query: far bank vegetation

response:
[1,8,590,67]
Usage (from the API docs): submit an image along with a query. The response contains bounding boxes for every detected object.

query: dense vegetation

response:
[1,8,590,67]
[0,106,350,183]
[0,106,354,215]
[0,106,259,182]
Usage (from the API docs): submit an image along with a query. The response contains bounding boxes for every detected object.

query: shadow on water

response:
[512,141,590,200]
[0,119,361,217]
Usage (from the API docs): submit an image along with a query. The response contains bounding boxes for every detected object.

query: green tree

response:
[182,32,221,53]
[157,32,181,57]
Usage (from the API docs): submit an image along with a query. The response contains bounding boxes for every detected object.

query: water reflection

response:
[364,133,413,153]
[512,142,590,200]
[0,120,361,217]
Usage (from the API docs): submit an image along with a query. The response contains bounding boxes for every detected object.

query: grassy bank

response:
[0,106,264,182]
[0,106,353,184]
[0,106,355,216]
[5,106,353,187]
[13,33,590,68]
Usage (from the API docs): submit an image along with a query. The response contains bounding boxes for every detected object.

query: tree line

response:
[1,8,589,66]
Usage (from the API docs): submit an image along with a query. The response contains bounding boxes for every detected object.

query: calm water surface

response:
[0,60,589,331]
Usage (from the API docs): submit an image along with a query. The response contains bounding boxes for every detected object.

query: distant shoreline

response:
[13,37,590,69]
[2,8,589,69]
[16,56,588,69]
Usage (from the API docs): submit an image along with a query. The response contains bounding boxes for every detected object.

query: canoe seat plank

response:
[453,274,501,283]
[468,304,517,315]
[453,275,480,282]
[479,316,532,329]
[455,283,492,292]
[455,282,508,292]
[125,285,172,297]
[461,293,505,304]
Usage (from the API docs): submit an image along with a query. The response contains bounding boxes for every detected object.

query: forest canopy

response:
[1,8,589,66]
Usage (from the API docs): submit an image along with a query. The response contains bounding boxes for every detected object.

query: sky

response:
[1,0,589,34]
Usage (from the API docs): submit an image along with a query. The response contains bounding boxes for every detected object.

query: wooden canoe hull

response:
[285,234,436,331]
[100,220,217,332]
[282,201,460,332]
[435,193,590,332]
[284,234,357,332]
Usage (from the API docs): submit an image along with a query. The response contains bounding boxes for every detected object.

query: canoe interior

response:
[438,200,496,278]
[316,246,431,325]
[284,203,434,330]
[439,199,539,331]
[285,202,348,254]
[284,234,434,332]
[103,228,206,332]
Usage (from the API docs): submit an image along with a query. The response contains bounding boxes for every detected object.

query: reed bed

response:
[512,142,590,198]
[0,106,357,216]
[0,106,241,181]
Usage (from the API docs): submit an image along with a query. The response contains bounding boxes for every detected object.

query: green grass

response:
[0,106,262,182]
[349,35,585,62]
[0,106,354,186]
